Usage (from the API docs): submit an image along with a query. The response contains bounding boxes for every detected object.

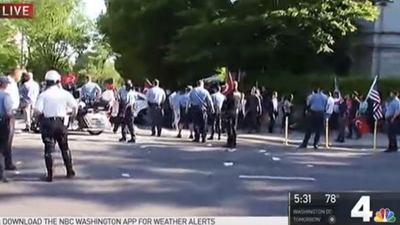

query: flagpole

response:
[373,120,378,150]
[365,75,378,101]
[325,118,330,148]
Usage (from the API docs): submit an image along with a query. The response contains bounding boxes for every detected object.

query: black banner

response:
[289,192,400,225]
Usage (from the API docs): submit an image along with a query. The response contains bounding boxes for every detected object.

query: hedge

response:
[248,75,400,104]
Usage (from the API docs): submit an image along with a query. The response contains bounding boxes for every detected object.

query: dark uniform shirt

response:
[224,91,244,114]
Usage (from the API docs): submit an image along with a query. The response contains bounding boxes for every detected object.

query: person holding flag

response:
[384,91,400,152]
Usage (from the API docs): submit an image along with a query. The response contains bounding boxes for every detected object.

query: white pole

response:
[284,116,289,145]
[325,118,329,148]
[365,75,378,101]
[373,120,378,150]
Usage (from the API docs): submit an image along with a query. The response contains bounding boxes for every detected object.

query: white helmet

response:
[44,70,61,82]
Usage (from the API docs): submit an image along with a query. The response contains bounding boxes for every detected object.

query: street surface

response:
[0,120,399,217]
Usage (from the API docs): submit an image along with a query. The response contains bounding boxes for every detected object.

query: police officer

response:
[189,80,214,143]
[385,91,400,153]
[299,88,328,149]
[113,79,132,133]
[0,76,13,182]
[120,82,137,143]
[34,70,78,182]
[145,79,166,136]
[222,81,244,148]
[177,86,193,138]
[209,86,225,140]
[80,75,102,104]
[4,68,21,171]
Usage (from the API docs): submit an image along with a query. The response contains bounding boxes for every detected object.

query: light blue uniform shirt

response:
[211,92,226,110]
[81,81,101,99]
[179,93,190,108]
[146,86,166,104]
[385,97,400,118]
[0,90,15,116]
[169,92,181,109]
[119,86,128,103]
[189,87,212,109]
[309,92,328,112]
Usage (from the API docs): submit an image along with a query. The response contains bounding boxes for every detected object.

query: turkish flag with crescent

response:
[352,116,370,135]
[61,73,77,85]
[143,79,152,94]
[221,72,234,95]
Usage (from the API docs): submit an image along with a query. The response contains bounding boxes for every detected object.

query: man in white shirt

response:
[268,91,279,133]
[119,83,137,143]
[169,90,182,130]
[3,68,21,171]
[145,79,166,136]
[209,86,225,140]
[34,70,78,182]
[20,72,40,131]
[325,92,335,120]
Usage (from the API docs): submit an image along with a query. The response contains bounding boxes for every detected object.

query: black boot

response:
[43,153,54,182]
[61,150,75,179]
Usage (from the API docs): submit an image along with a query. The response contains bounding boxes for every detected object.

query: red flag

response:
[61,73,77,85]
[221,72,234,95]
[352,116,370,135]
[143,79,152,94]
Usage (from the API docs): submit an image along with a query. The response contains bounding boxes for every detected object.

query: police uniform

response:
[120,84,137,143]
[385,95,400,152]
[188,83,214,142]
[0,76,13,182]
[222,89,244,148]
[34,71,78,182]
[4,71,20,170]
[145,82,166,136]
[209,90,225,140]
[299,90,328,149]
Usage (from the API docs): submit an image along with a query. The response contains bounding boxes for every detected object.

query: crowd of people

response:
[0,68,399,183]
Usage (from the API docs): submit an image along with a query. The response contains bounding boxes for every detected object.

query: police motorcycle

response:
[67,93,111,135]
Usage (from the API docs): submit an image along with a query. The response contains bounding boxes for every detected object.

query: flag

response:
[143,79,152,94]
[366,76,383,120]
[334,77,340,93]
[61,73,77,85]
[221,72,234,95]
[352,116,370,135]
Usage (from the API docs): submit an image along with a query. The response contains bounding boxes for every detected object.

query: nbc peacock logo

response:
[374,208,396,223]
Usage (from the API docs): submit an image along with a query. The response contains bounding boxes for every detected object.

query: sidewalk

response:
[238,130,391,150]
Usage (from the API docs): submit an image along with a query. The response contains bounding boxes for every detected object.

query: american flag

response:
[366,76,383,120]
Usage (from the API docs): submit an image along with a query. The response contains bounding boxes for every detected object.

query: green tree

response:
[168,0,378,76]
[100,0,378,87]
[74,35,121,84]
[0,20,19,74]
[98,0,203,87]
[3,0,92,77]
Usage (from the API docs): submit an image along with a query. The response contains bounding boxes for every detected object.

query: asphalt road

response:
[0,120,399,217]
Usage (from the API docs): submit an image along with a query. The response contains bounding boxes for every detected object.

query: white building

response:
[355,1,400,77]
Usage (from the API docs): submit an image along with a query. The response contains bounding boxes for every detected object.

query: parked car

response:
[134,92,151,125]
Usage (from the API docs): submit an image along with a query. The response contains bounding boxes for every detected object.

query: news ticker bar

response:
[0,217,286,225]
[289,192,400,225]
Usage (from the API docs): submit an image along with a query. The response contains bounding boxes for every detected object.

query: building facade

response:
[355,1,400,77]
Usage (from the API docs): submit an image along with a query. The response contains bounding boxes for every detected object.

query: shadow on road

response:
[1,134,397,216]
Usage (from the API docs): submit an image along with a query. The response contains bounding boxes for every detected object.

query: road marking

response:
[239,175,316,181]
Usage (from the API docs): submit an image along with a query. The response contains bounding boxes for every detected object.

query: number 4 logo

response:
[351,196,373,222]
